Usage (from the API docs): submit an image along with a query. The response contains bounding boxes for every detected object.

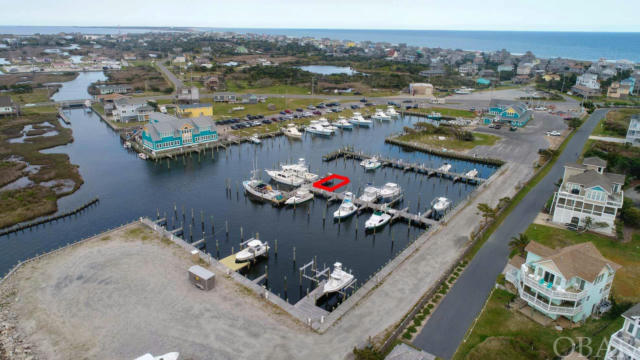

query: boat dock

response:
[293,280,330,319]
[322,147,484,184]
[307,187,437,228]
[219,253,251,272]
[57,109,71,125]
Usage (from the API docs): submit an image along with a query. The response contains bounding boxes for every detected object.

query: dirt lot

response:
[100,64,171,93]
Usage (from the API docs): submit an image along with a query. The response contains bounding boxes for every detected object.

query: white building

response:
[113,98,153,123]
[626,115,640,147]
[0,95,17,116]
[551,157,625,234]
[604,303,640,360]
[409,83,434,97]
[572,73,601,97]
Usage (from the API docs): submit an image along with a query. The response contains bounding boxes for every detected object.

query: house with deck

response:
[112,98,153,123]
[505,241,621,323]
[0,95,17,117]
[604,303,640,360]
[176,103,213,118]
[551,157,625,234]
[141,112,217,153]
[626,115,640,147]
[486,99,533,127]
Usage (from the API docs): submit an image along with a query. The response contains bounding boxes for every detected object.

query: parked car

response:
[494,124,502,129]
[510,126,517,132]
[402,100,412,103]
[388,101,399,107]
[284,109,292,114]
[350,104,359,109]
[546,130,561,136]
[307,105,316,110]
[360,98,367,103]
[365,102,374,107]
[313,110,321,115]
[296,108,303,112]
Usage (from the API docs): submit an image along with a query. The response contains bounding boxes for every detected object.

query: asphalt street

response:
[412,109,608,359]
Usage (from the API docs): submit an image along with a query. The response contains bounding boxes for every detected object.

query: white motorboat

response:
[235,239,270,262]
[305,121,333,136]
[135,352,180,360]
[243,170,284,202]
[465,169,478,179]
[323,262,355,294]
[285,188,314,205]
[379,183,402,203]
[365,210,392,230]
[438,163,452,173]
[283,124,302,139]
[84,100,92,112]
[333,192,358,219]
[371,109,391,121]
[138,153,148,160]
[454,87,473,95]
[123,141,132,149]
[360,157,382,171]
[333,117,354,130]
[359,186,381,203]
[349,112,372,127]
[431,197,451,219]
[280,158,319,183]
[318,117,337,133]
[264,169,305,186]
[249,135,261,144]
[385,106,399,118]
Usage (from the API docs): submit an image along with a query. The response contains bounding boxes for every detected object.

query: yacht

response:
[280,158,319,183]
[135,352,180,360]
[317,117,337,133]
[431,197,451,219]
[323,262,355,294]
[235,239,270,262]
[243,170,284,202]
[123,141,132,149]
[379,183,402,203]
[283,124,302,139]
[249,135,261,144]
[427,112,442,120]
[349,112,372,127]
[454,87,473,95]
[365,210,392,230]
[385,106,399,118]
[333,192,358,219]
[333,116,353,130]
[264,169,305,186]
[465,169,479,179]
[359,186,381,203]
[371,109,391,121]
[305,121,333,136]
[360,157,382,171]
[438,163,452,173]
[84,100,92,112]
[285,188,314,205]
[138,153,148,160]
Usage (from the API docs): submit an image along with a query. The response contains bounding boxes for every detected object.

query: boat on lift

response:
[264,169,305,186]
[285,188,314,205]
[360,157,382,171]
[243,170,284,202]
[385,106,399,118]
[371,109,392,121]
[379,183,402,203]
[333,192,358,219]
[283,123,302,139]
[249,134,261,144]
[280,158,319,183]
[235,239,270,262]
[431,197,451,219]
[349,112,372,127]
[438,163,452,173]
[333,116,353,130]
[323,262,355,294]
[359,186,381,203]
[465,168,478,179]
[365,209,392,230]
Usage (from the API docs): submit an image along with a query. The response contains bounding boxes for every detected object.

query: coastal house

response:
[604,303,640,360]
[607,82,632,99]
[176,103,213,118]
[626,115,640,147]
[176,86,199,104]
[113,98,153,123]
[95,84,133,95]
[213,92,237,103]
[621,77,636,95]
[504,241,621,323]
[550,157,625,234]
[487,99,532,127]
[241,94,259,104]
[204,76,220,91]
[0,95,17,117]
[141,112,218,153]
[458,63,478,76]
[572,73,601,97]
[498,64,514,73]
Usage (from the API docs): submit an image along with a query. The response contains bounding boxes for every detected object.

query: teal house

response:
[476,78,491,86]
[141,112,218,152]
[487,99,532,127]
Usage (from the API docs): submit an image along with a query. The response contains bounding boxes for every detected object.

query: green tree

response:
[477,203,497,225]
[509,233,530,257]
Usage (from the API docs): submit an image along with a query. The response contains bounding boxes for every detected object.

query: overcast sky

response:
[3,0,640,32]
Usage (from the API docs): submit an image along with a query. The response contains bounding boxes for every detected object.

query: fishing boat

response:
[323,262,355,294]
[333,116,354,130]
[235,239,270,262]
[138,153,148,160]
[385,106,399,118]
[379,183,402,203]
[365,210,392,230]
[264,169,305,186]
[438,163,452,173]
[360,157,382,171]
[249,135,261,144]
[283,124,302,139]
[359,186,381,203]
[431,197,451,219]
[280,158,319,183]
[371,109,392,121]
[123,141,132,149]
[427,111,442,120]
[285,188,314,205]
[305,121,333,136]
[333,192,358,219]
[465,169,478,179]
[349,112,372,127]
[243,170,284,202]
[317,117,337,133]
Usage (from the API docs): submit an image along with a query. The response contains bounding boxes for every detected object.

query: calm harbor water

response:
[298,65,359,75]
[50,71,107,101]
[0,104,497,304]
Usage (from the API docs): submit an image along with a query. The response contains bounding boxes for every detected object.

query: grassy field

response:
[203,98,327,119]
[591,108,640,138]
[103,64,171,96]
[226,81,310,95]
[0,72,78,88]
[396,132,500,151]
[410,107,476,118]
[9,88,54,104]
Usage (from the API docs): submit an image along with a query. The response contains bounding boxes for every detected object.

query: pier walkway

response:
[294,280,330,319]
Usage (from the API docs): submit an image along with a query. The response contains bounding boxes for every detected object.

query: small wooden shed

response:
[188,265,215,291]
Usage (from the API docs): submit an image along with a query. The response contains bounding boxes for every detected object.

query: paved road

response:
[412,109,608,359]
[156,62,183,89]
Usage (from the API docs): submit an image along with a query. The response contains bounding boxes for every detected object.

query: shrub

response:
[407,325,417,333]
[413,318,422,326]
[402,332,412,340]
[427,304,434,309]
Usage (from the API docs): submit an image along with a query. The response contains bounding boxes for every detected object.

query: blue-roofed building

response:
[621,77,636,94]
[476,78,491,86]
[141,112,218,153]
[487,99,533,127]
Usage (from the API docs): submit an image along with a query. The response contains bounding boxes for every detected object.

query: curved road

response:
[412,109,608,359]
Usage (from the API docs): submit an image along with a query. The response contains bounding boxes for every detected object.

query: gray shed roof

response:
[189,265,215,280]
[385,343,435,360]
[567,170,615,193]
[583,157,607,168]
[623,303,640,319]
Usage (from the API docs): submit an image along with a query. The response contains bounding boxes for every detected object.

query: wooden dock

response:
[307,187,437,228]
[322,147,484,184]
[57,109,71,125]
[294,280,330,319]
[219,254,251,272]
